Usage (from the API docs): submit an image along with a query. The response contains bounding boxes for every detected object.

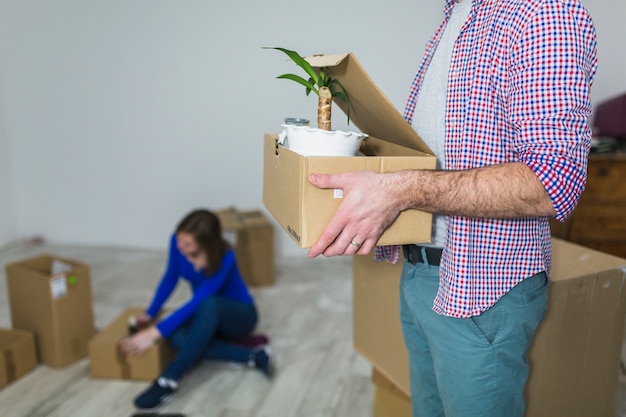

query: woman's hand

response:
[135,312,153,327]
[118,325,162,356]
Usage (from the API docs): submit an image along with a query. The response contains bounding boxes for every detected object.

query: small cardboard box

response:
[87,307,175,381]
[353,238,626,417]
[0,328,38,390]
[216,207,275,286]
[5,254,96,368]
[263,53,436,248]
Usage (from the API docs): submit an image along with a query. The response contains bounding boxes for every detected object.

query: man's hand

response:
[307,171,403,258]
[306,162,555,258]
[118,325,162,356]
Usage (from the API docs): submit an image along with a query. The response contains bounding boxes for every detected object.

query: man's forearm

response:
[389,162,556,219]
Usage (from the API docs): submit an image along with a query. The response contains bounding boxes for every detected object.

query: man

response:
[307,0,597,416]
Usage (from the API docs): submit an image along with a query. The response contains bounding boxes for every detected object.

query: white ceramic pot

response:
[278,124,368,157]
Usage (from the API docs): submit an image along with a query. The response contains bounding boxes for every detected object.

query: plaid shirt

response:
[379,0,597,318]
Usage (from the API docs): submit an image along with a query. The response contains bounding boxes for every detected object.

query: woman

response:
[119,208,274,411]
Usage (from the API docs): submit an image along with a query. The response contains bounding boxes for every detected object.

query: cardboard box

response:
[216,207,275,286]
[372,367,411,417]
[263,53,436,248]
[353,250,410,391]
[0,328,38,390]
[88,307,175,381]
[5,254,96,368]
[353,238,626,417]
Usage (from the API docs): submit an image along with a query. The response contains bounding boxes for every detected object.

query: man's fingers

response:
[307,170,389,257]
[308,227,342,258]
[309,173,347,190]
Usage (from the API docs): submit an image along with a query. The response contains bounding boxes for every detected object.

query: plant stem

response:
[317,86,332,131]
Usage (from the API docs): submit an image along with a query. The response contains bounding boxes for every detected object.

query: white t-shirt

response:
[411,0,472,247]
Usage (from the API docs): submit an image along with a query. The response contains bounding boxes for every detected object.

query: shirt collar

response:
[444,0,456,16]
[444,0,481,18]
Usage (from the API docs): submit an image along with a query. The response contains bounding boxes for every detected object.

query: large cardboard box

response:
[263,53,436,248]
[88,307,175,381]
[0,328,38,390]
[5,254,96,368]
[372,367,411,417]
[216,207,275,286]
[353,238,626,417]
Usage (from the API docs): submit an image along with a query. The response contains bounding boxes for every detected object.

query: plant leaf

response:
[332,91,348,102]
[276,74,319,95]
[318,68,326,87]
[263,47,319,86]
[305,77,316,96]
[329,79,351,124]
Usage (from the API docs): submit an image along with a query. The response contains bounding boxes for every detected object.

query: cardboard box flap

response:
[305,53,433,155]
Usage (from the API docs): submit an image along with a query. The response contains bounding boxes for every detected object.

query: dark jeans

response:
[161,296,258,381]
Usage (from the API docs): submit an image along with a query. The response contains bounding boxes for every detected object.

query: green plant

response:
[264,47,350,131]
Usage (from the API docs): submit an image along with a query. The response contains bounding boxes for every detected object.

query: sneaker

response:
[133,376,178,411]
[249,345,275,378]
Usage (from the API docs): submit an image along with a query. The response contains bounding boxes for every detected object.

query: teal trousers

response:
[399,261,548,417]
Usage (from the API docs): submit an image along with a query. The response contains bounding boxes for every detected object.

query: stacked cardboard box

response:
[216,207,275,286]
[353,238,626,417]
[0,328,37,389]
[88,307,175,381]
[263,53,436,248]
[5,254,96,368]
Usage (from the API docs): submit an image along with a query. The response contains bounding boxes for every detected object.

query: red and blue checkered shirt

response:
[378,0,597,318]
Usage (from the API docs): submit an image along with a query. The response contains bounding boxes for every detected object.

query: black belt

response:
[402,244,443,266]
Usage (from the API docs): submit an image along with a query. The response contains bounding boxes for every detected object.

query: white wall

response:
[0,102,16,247]
[585,0,626,106]
[0,0,623,257]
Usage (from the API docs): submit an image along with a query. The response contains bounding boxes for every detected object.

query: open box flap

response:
[305,53,433,156]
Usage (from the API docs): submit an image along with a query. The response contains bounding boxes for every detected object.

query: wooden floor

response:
[0,241,373,417]
[1,240,625,417]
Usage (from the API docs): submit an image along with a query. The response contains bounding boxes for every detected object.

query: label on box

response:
[50,275,68,299]
[334,189,344,199]
[52,260,72,275]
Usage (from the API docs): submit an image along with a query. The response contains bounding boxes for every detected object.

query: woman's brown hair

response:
[176,209,230,276]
